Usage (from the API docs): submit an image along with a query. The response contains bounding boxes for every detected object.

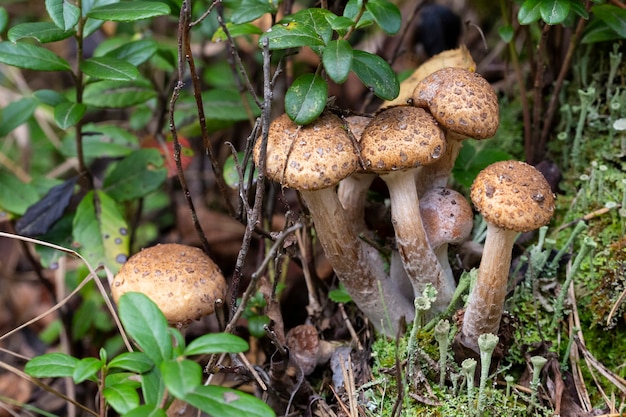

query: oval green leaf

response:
[260,8,333,50]
[518,0,542,25]
[322,39,353,84]
[54,102,86,129]
[540,0,571,25]
[591,4,626,39]
[81,56,139,81]
[161,359,202,399]
[351,50,399,101]
[87,1,171,21]
[285,73,327,125]
[8,22,74,43]
[365,0,401,35]
[72,190,130,274]
[104,38,158,67]
[102,148,167,201]
[103,384,141,414]
[118,292,173,366]
[83,79,157,108]
[0,97,38,137]
[108,352,154,373]
[25,353,79,378]
[0,172,39,216]
[185,333,250,356]
[0,41,71,71]
[185,385,276,417]
[231,0,276,24]
[124,405,167,417]
[498,24,514,43]
[46,0,80,31]
[73,357,104,383]
[0,8,8,33]
[212,22,263,42]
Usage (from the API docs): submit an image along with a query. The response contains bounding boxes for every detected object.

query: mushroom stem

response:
[337,172,376,235]
[300,187,414,335]
[459,223,517,351]
[415,133,464,195]
[383,171,452,313]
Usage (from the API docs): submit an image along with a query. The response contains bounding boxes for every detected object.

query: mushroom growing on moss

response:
[254,112,413,334]
[458,161,555,354]
[360,106,452,312]
[411,67,499,195]
[111,243,227,328]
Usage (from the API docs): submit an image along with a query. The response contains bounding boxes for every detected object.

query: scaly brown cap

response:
[470,160,555,232]
[420,187,473,249]
[254,113,360,190]
[411,67,499,139]
[359,106,446,173]
[111,243,227,326]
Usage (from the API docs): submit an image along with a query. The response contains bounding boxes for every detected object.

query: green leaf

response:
[581,18,622,43]
[540,0,571,25]
[83,79,157,108]
[200,89,261,121]
[124,405,167,417]
[46,0,80,31]
[7,22,74,43]
[230,0,276,24]
[0,41,71,71]
[102,149,167,201]
[260,8,333,50]
[108,352,154,373]
[118,292,173,366]
[61,124,138,160]
[518,0,542,25]
[141,367,165,406]
[222,152,255,189]
[72,190,130,273]
[498,24,514,43]
[351,50,399,101]
[81,56,139,81]
[328,285,352,303]
[452,144,512,188]
[161,359,202,399]
[0,172,39,217]
[34,89,68,106]
[285,73,327,125]
[0,97,38,137]
[185,385,276,417]
[0,8,8,33]
[185,333,250,356]
[103,384,140,414]
[104,38,158,66]
[87,1,170,21]
[212,22,263,42]
[247,315,270,338]
[54,102,86,129]
[343,0,375,28]
[591,5,626,38]
[322,39,353,84]
[73,357,104,383]
[365,0,401,35]
[570,0,588,19]
[25,353,79,378]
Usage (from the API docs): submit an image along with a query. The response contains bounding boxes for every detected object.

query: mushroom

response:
[411,67,499,195]
[111,243,227,328]
[458,161,555,353]
[419,187,474,299]
[254,112,413,334]
[337,115,377,235]
[360,106,452,312]
[285,324,336,376]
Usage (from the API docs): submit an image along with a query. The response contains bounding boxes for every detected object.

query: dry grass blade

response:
[568,284,593,411]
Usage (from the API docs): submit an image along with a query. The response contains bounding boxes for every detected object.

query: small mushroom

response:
[285,324,336,376]
[411,67,499,195]
[360,106,452,312]
[254,112,413,334]
[458,161,555,353]
[111,243,227,328]
[420,187,473,298]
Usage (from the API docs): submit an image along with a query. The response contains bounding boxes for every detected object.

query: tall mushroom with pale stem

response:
[254,112,413,335]
[458,160,555,354]
[360,106,452,312]
[411,67,499,195]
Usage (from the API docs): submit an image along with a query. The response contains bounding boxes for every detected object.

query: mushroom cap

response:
[411,67,499,139]
[359,106,446,173]
[285,324,320,376]
[111,243,227,326]
[470,160,555,232]
[420,187,473,249]
[253,112,360,191]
